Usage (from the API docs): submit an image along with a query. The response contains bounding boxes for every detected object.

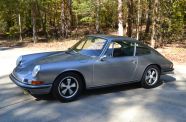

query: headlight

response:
[32,65,40,77]
[16,56,22,66]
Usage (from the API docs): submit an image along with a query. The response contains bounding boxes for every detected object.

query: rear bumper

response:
[9,73,52,95]
[161,68,174,75]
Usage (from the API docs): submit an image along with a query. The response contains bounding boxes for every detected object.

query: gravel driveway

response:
[0,47,186,122]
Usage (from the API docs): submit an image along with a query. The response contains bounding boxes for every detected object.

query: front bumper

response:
[161,68,174,75]
[9,73,52,95]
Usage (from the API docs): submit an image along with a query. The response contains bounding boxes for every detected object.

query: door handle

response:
[131,60,137,64]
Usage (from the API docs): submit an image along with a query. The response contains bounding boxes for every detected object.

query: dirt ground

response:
[156,46,186,64]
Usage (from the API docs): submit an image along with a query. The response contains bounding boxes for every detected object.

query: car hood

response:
[15,51,91,73]
[36,52,90,65]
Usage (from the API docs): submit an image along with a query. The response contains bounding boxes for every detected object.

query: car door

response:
[93,40,138,86]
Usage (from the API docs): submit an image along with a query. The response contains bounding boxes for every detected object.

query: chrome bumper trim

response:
[9,73,52,89]
[162,68,174,75]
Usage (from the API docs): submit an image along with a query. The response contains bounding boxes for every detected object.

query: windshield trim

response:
[68,36,108,57]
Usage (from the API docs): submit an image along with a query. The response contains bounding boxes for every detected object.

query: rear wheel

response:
[141,65,160,88]
[52,73,83,102]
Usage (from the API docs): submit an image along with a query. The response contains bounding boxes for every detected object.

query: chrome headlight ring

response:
[16,56,22,66]
[32,65,41,77]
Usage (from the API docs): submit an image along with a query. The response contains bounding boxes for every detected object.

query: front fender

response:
[36,60,94,87]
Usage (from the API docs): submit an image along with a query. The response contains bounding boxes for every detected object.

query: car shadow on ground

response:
[82,74,176,98]
[35,74,176,101]
[161,74,177,83]
[83,83,141,97]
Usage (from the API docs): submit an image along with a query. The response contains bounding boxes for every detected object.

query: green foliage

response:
[0,19,6,32]
[0,0,185,43]
[80,17,94,23]
[99,0,118,27]
[73,0,95,24]
[171,0,185,35]
[150,0,186,42]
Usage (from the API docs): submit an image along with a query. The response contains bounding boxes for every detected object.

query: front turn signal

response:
[31,81,44,85]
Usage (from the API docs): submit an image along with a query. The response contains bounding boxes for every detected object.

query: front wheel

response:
[141,65,160,88]
[52,73,83,102]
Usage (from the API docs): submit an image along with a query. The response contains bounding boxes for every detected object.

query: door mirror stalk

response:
[100,55,107,61]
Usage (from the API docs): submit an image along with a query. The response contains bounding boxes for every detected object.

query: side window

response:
[106,41,134,57]
[135,43,151,56]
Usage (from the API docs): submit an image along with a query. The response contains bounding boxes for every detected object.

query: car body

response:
[10,35,174,102]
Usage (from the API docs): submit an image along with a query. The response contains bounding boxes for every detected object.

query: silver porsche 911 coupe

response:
[10,35,174,102]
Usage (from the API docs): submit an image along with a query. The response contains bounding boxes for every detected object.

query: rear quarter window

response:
[136,44,151,56]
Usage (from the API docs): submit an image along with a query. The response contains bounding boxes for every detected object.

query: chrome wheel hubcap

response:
[58,76,79,98]
[145,68,158,86]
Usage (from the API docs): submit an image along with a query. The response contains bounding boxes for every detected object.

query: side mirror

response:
[100,55,107,61]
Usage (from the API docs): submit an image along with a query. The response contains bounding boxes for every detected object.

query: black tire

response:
[52,72,83,102]
[141,65,160,88]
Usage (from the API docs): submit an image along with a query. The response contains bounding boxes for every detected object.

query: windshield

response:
[69,36,107,56]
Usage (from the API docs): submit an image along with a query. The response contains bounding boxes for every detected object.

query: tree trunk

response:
[67,0,72,36]
[32,15,37,43]
[125,22,128,35]
[145,0,152,34]
[118,0,124,36]
[61,0,66,38]
[136,0,140,40]
[18,14,23,42]
[184,13,186,39]
[75,12,78,38]
[36,0,48,39]
[96,0,100,33]
[31,0,38,43]
[61,0,71,38]
[127,0,133,37]
[54,1,58,39]
[150,0,158,48]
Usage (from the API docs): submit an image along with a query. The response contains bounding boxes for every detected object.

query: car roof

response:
[87,34,139,43]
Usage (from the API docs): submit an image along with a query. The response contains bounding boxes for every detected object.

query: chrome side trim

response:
[87,80,140,90]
